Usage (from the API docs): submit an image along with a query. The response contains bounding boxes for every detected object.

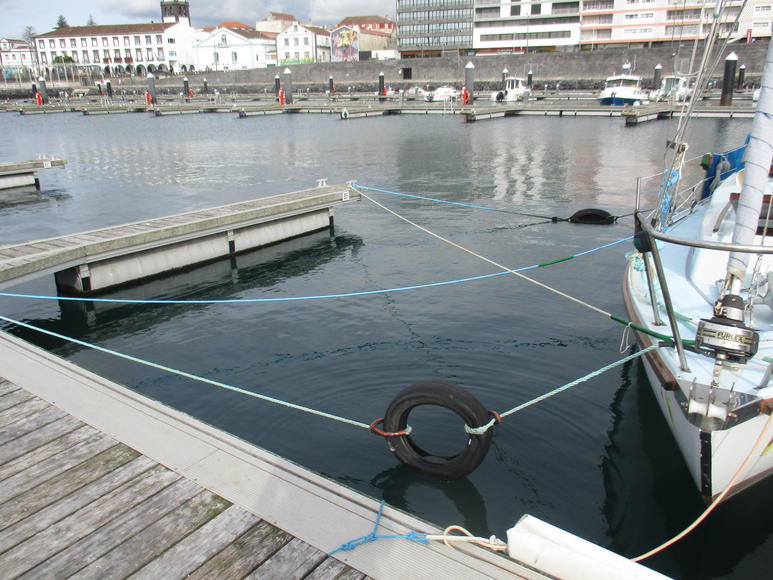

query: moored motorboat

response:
[490,76,531,103]
[599,64,648,106]
[623,39,773,501]
[651,75,691,102]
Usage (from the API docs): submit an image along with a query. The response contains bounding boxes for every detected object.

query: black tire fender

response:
[383,380,493,479]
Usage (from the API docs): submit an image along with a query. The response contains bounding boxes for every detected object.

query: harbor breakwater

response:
[1,42,768,100]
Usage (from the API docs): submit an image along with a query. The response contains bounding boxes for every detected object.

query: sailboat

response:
[623,30,773,500]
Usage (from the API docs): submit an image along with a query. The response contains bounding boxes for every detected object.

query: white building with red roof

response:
[33,0,198,76]
[276,22,331,65]
[193,24,277,71]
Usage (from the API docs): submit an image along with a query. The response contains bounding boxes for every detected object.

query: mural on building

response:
[331,27,359,62]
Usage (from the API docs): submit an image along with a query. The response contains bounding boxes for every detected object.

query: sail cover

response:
[727,34,773,281]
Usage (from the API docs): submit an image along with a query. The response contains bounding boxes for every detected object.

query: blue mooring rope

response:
[328,500,430,556]
[0,237,632,305]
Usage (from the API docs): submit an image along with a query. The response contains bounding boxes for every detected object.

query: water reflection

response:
[8,231,363,353]
[0,187,70,211]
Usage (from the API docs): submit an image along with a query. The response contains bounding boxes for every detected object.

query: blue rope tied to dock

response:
[328,500,429,556]
[0,237,632,305]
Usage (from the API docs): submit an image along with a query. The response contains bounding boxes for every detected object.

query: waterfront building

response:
[33,0,198,77]
[398,0,772,56]
[0,38,38,80]
[337,15,397,34]
[331,27,395,61]
[396,0,475,57]
[580,0,772,48]
[276,23,331,65]
[255,12,297,34]
[473,0,581,54]
[193,23,277,71]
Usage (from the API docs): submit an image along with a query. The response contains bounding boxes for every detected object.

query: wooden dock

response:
[0,330,541,579]
[0,183,359,293]
[0,159,66,190]
[0,378,364,579]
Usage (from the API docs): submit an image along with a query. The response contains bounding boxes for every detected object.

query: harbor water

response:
[0,110,769,579]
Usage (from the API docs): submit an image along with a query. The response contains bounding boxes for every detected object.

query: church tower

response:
[160,0,191,25]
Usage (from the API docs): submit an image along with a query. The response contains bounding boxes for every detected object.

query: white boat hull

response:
[623,217,773,500]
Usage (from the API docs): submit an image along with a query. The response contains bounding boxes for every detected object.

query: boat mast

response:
[725,31,773,289]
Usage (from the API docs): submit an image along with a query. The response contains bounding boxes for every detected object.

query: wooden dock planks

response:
[0,380,365,579]
[0,184,360,290]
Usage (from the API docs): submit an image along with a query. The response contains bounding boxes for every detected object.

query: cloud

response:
[309,0,394,24]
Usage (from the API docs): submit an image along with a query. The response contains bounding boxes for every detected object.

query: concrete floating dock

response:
[0,159,66,190]
[1,99,757,125]
[0,330,542,579]
[0,183,359,293]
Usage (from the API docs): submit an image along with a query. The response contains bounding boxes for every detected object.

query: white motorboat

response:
[623,39,773,501]
[599,64,648,106]
[424,86,460,102]
[490,77,531,103]
[651,75,691,102]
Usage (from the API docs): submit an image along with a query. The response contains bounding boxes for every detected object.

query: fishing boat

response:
[623,38,773,501]
[490,76,531,103]
[598,63,648,106]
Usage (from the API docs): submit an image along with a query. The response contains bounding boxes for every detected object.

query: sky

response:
[0,1,396,39]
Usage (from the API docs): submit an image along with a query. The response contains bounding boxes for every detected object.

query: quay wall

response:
[0,42,767,99]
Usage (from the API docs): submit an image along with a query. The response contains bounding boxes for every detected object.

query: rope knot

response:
[369,418,412,437]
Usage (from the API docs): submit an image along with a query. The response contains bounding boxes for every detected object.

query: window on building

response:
[147,48,154,60]
[48,39,55,48]
[304,37,309,45]
[167,37,175,43]
[231,51,237,63]
[123,36,130,45]
[284,38,289,46]
[40,53,47,63]
[70,39,77,47]
[294,52,299,59]
[136,48,143,61]
[38,40,45,48]
[80,38,87,47]
[125,49,131,58]
[59,39,66,47]
[511,5,521,16]
[82,50,89,63]
[135,36,141,44]
[145,35,152,44]
[114,49,121,58]
[112,37,119,46]
[103,49,110,59]
[92,38,98,46]
[157,48,164,60]
[532,3,542,15]
[93,49,100,61]
[156,35,162,44]
[304,51,310,59]
[294,37,299,46]
[285,51,290,58]
[102,37,108,46]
